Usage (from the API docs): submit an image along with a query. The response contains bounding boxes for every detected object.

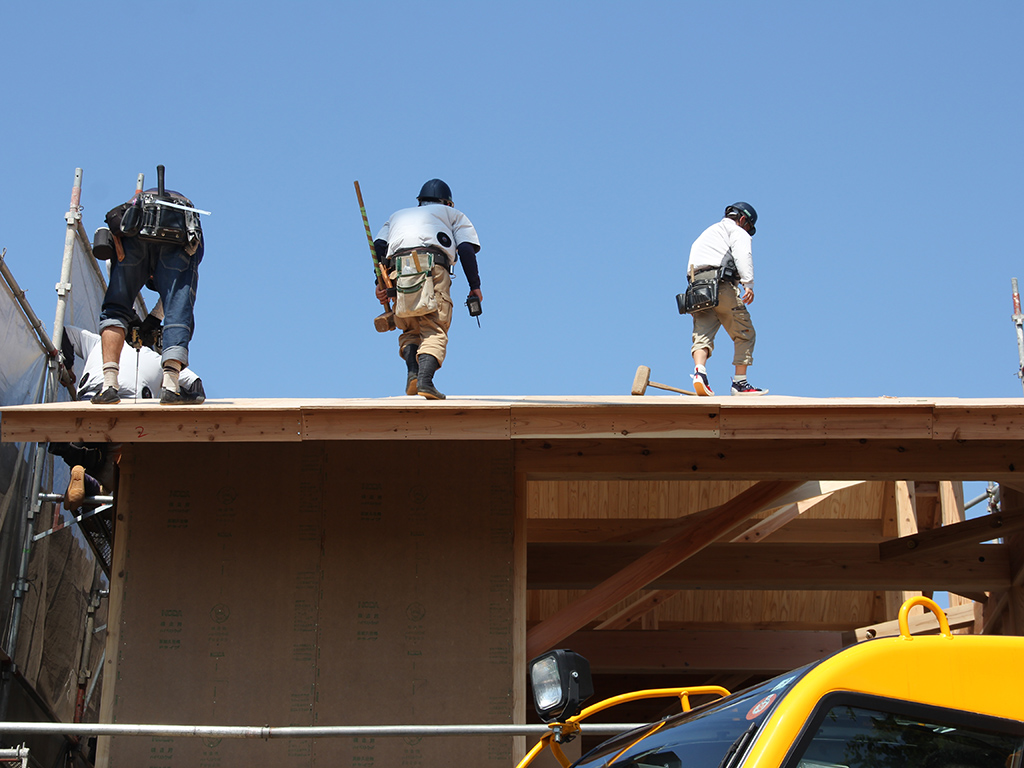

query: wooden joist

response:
[557,628,845,673]
[527,517,888,544]
[528,542,1009,592]
[515,438,1023,480]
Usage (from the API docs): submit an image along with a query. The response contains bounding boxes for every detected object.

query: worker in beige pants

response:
[396,266,453,370]
[690,281,756,372]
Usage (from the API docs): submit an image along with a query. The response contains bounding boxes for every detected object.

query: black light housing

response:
[529,649,594,723]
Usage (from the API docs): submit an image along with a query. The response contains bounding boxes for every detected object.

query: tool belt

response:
[676,267,720,314]
[105,194,203,256]
[392,249,441,318]
[676,261,744,315]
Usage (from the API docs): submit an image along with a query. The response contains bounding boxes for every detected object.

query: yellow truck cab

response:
[524,598,1024,768]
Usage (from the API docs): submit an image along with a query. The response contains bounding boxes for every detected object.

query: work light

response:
[529,650,594,723]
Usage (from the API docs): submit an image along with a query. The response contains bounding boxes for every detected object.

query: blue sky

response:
[1,1,1022,401]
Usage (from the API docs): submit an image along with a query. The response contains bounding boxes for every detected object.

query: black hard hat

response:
[417,179,453,205]
[725,202,757,235]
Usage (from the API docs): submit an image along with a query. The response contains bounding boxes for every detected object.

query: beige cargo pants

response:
[690,282,756,366]
[397,266,453,366]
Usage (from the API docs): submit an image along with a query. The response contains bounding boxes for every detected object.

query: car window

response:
[572,669,809,768]
[790,703,1023,768]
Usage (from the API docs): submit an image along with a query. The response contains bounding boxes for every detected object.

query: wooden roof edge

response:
[2,394,1021,411]
[2,395,1023,445]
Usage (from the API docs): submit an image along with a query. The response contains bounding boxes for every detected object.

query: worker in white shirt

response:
[686,202,767,397]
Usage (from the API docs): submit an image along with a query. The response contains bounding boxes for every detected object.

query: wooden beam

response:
[524,480,804,658]
[0,401,305,444]
[515,439,1024,481]
[526,517,887,544]
[559,628,844,673]
[983,486,1024,634]
[594,590,670,631]
[510,404,721,439]
[593,490,852,630]
[885,481,921,617]
[302,404,512,440]
[4,397,1024,445]
[528,542,1009,593]
[879,505,1024,560]
[717,404,934,439]
[732,488,853,544]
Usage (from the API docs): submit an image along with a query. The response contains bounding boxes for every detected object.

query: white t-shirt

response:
[687,218,754,288]
[65,327,200,400]
[376,203,480,264]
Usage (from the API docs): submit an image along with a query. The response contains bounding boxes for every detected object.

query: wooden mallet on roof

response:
[631,365,696,396]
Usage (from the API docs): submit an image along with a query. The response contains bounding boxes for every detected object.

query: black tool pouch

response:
[677,278,720,314]
[112,199,144,237]
[139,197,188,245]
[104,202,131,234]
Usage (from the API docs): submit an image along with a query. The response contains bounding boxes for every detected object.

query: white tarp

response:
[65,230,106,335]
[0,214,110,723]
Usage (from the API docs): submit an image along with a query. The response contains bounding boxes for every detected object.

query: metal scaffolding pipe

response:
[0,249,55,357]
[37,493,114,506]
[1012,278,1024,396]
[51,168,83,359]
[0,722,643,739]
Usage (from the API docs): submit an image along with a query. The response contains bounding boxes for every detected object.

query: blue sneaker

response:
[731,379,768,396]
[692,371,714,396]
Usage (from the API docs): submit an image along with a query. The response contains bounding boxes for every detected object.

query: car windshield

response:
[573,667,813,768]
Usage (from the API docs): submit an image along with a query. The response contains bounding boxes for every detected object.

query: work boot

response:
[64,466,86,511]
[402,344,420,395]
[160,388,203,405]
[90,386,120,405]
[416,354,445,400]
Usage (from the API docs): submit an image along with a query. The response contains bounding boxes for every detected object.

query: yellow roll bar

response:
[517,686,731,768]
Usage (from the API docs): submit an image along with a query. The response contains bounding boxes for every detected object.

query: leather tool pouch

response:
[677,273,720,314]
[394,251,438,318]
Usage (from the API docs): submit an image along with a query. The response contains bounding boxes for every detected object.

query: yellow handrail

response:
[516,686,731,768]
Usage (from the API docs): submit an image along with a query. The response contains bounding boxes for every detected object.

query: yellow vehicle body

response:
[526,599,1024,768]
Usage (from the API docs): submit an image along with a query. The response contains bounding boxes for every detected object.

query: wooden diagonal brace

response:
[525,479,803,658]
